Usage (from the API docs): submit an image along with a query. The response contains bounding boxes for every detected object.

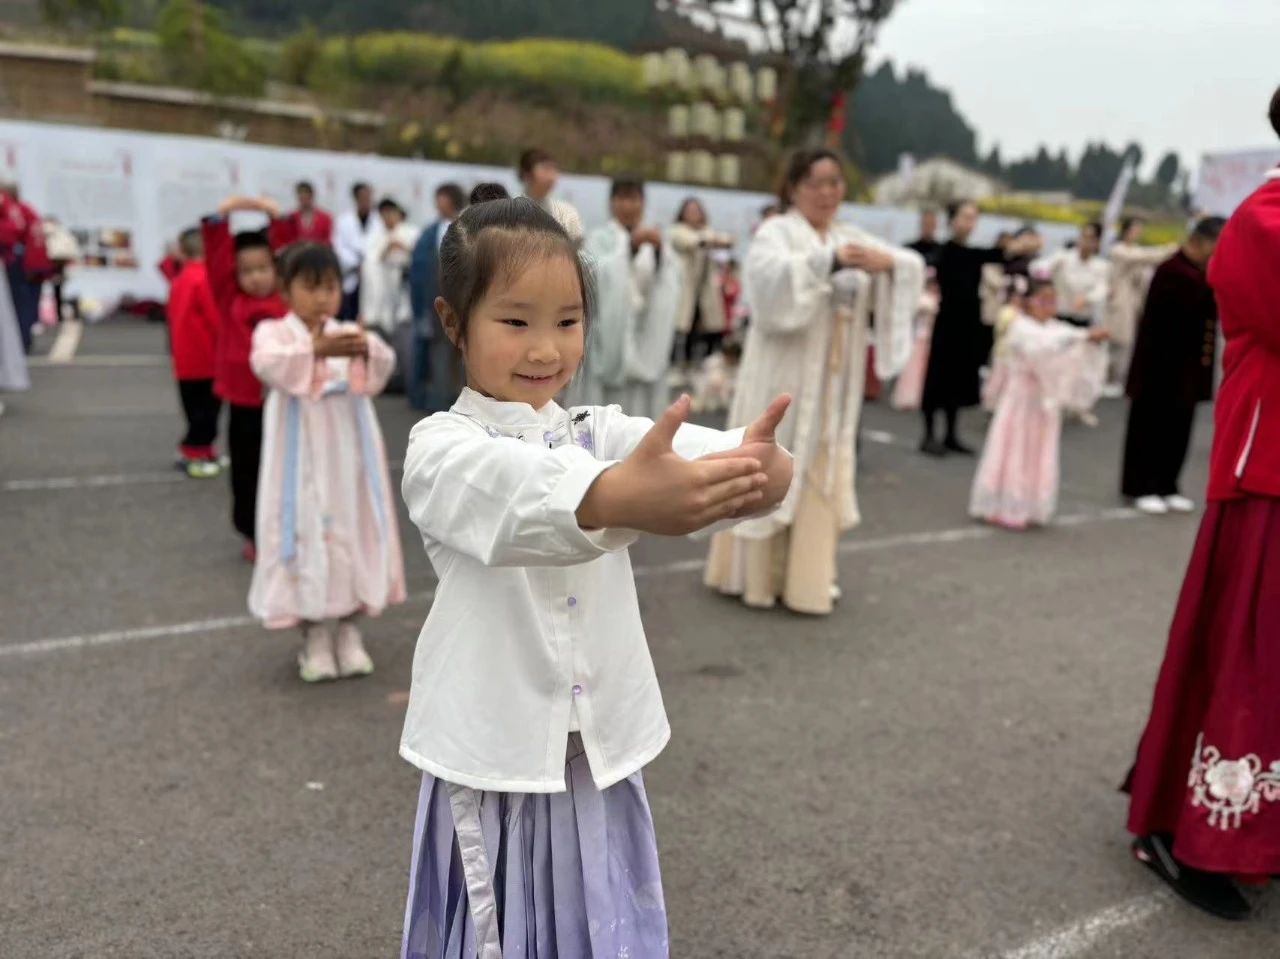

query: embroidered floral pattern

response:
[1188,733,1280,830]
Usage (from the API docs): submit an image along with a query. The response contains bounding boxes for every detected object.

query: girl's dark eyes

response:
[558,317,582,328]
[500,319,527,328]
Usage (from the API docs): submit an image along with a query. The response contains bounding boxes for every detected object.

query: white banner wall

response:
[0,118,1078,309]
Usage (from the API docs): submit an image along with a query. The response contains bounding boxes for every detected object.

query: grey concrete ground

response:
[2,319,1275,958]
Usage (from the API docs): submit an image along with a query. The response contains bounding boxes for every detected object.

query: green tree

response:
[844,62,978,174]
[39,0,125,30]
[1154,151,1181,190]
[157,0,266,96]
[280,20,322,86]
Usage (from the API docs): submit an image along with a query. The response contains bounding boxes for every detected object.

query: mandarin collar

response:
[452,386,567,430]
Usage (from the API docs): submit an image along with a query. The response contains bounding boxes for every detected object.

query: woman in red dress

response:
[1125,85,1280,920]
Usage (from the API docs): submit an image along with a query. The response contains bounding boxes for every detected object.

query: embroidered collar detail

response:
[452,387,592,450]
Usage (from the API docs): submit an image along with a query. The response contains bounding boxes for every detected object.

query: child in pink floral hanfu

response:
[248,242,406,681]
[969,278,1108,529]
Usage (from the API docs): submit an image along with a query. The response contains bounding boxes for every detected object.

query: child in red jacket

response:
[202,196,290,561]
[167,228,224,478]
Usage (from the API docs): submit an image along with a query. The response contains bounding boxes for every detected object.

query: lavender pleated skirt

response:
[401,735,669,959]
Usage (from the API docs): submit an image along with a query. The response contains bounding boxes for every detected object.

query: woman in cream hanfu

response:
[705,149,924,615]
[574,176,684,420]
[669,196,735,373]
[1103,216,1178,388]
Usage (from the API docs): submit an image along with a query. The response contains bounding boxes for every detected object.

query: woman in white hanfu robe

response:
[574,218,683,420]
[705,149,924,615]
[359,201,420,335]
[970,283,1108,529]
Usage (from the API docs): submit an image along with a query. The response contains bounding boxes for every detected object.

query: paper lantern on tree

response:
[690,150,716,183]
[668,105,690,138]
[642,53,666,87]
[728,62,753,102]
[663,48,692,89]
[691,102,720,140]
[666,151,689,182]
[695,55,725,95]
[718,155,741,188]
[756,66,778,102]
[723,108,746,142]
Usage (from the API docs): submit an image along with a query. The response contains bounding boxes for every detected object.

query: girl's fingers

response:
[713,489,765,521]
[697,457,762,486]
[699,472,766,512]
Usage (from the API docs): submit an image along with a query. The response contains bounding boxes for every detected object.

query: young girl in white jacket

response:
[397,186,793,958]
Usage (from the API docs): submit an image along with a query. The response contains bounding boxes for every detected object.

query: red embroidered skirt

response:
[1125,497,1280,875]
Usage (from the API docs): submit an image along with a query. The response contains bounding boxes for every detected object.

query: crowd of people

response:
[8,80,1280,946]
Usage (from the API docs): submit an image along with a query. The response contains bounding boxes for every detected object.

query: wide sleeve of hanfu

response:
[401,415,638,567]
[250,319,323,397]
[743,218,834,335]
[355,328,397,396]
[872,243,925,379]
[583,226,633,385]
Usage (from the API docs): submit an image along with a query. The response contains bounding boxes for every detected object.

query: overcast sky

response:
[869,0,1278,174]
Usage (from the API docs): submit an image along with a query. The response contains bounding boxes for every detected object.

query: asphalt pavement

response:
[2,318,1276,958]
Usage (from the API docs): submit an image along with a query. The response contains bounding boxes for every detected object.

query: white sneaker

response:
[1100,383,1124,399]
[1135,496,1169,516]
[334,621,374,678]
[1076,411,1100,428]
[298,624,338,683]
[1165,495,1196,513]
[830,584,842,603]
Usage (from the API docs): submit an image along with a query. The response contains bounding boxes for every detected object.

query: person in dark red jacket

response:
[1120,217,1225,513]
[275,181,334,247]
[167,228,224,478]
[201,195,290,561]
[1124,86,1280,922]
[0,184,51,353]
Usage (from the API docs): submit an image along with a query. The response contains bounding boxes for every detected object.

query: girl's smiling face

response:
[443,252,586,409]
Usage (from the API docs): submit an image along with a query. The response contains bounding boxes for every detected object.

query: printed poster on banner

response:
[42,147,140,271]
[154,148,241,244]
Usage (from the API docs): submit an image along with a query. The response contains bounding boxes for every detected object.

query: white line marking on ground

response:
[45,319,83,364]
[3,463,409,493]
[2,471,185,492]
[863,429,897,445]
[27,354,168,368]
[987,892,1168,959]
[1,508,1144,660]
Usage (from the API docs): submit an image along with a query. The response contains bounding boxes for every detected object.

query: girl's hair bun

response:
[469,182,511,205]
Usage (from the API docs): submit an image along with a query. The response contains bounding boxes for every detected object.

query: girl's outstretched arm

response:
[401,418,640,568]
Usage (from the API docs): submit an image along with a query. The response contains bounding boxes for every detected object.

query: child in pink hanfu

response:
[248,242,407,681]
[969,278,1108,529]
[891,270,939,411]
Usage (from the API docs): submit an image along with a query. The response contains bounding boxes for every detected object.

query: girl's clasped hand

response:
[576,392,794,536]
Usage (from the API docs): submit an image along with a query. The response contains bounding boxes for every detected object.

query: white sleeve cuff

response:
[546,460,641,556]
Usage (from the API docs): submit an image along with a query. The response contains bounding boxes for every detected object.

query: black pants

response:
[1058,313,1093,329]
[1121,396,1196,499]
[7,261,38,353]
[339,284,360,321]
[227,403,263,541]
[177,379,221,457]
